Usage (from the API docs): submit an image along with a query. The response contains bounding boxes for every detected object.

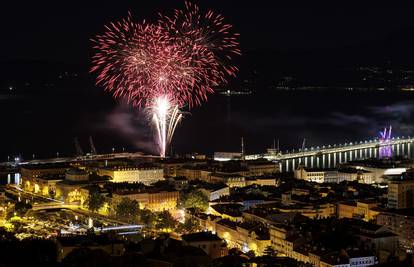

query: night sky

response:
[2,2,414,158]
[2,2,414,65]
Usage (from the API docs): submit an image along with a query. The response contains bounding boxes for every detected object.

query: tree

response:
[178,190,209,212]
[115,197,139,222]
[156,210,177,231]
[139,208,156,228]
[86,188,105,213]
[177,216,201,234]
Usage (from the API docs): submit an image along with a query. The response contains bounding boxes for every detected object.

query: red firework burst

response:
[91,2,240,108]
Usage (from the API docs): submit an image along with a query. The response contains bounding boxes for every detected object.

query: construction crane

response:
[74,138,84,156]
[89,136,97,155]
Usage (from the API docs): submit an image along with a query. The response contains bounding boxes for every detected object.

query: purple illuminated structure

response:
[379,126,392,158]
[379,126,392,142]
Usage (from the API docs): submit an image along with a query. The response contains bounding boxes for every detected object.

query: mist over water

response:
[1,90,414,160]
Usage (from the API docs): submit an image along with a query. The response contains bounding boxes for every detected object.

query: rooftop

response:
[381,208,414,217]
[211,172,244,178]
[245,175,276,181]
[211,203,243,217]
[36,174,65,181]
[338,167,371,174]
[66,168,88,175]
[357,199,378,204]
[217,219,238,230]
[111,182,177,195]
[182,231,222,242]
[21,163,69,170]
[301,167,337,172]
[100,163,161,171]
[189,180,228,191]
[349,158,406,169]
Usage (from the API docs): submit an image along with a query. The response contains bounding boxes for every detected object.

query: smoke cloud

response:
[98,101,158,155]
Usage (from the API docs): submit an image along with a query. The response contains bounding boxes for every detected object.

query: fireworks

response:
[379,126,392,143]
[151,96,183,157]
[91,2,240,157]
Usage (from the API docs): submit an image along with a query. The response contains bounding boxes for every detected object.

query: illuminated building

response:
[160,160,187,177]
[347,159,408,184]
[294,167,339,183]
[295,166,374,184]
[111,187,179,212]
[377,209,414,251]
[246,161,279,176]
[209,204,243,222]
[184,152,207,160]
[213,152,242,161]
[53,169,90,204]
[337,200,380,221]
[320,250,377,267]
[191,213,270,256]
[352,222,397,263]
[199,184,230,201]
[176,160,277,187]
[98,166,164,185]
[65,168,89,182]
[159,158,207,177]
[21,163,69,194]
[254,201,336,219]
[22,166,110,205]
[387,178,414,209]
[337,168,373,184]
[337,201,358,219]
[245,176,276,186]
[181,232,228,259]
[210,173,246,187]
[242,210,304,227]
[269,224,308,262]
[167,176,189,190]
[20,163,69,180]
[177,166,205,180]
[54,169,108,204]
[24,175,63,197]
[0,190,5,204]
[0,189,6,224]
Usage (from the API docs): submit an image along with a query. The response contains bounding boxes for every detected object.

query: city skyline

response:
[1,3,414,267]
